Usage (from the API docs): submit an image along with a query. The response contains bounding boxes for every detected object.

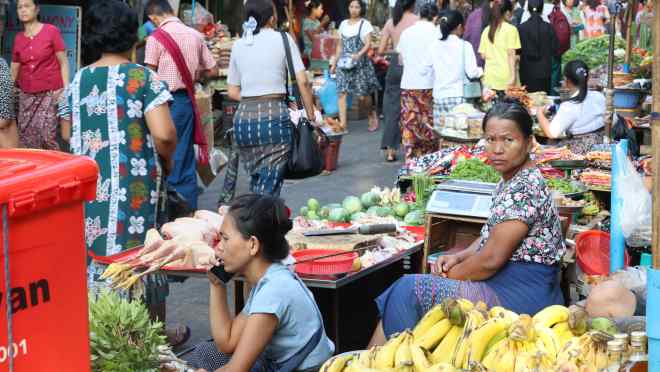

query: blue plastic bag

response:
[318,70,339,116]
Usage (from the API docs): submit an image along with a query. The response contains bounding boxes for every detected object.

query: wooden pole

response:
[624,0,638,64]
[652,0,660,269]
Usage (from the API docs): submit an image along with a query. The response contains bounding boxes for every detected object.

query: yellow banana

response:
[321,353,355,372]
[533,304,570,328]
[375,332,408,369]
[409,344,432,372]
[413,305,446,340]
[456,298,474,312]
[395,334,414,371]
[453,310,484,369]
[431,325,462,364]
[534,325,560,361]
[466,317,509,363]
[414,319,452,351]
[494,344,516,372]
[481,338,508,371]
[357,348,375,368]
[594,342,609,370]
[425,363,458,372]
[552,321,572,342]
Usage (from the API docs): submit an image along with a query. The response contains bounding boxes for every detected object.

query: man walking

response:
[145,0,216,210]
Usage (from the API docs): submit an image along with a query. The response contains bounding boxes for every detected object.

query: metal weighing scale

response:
[426,180,497,219]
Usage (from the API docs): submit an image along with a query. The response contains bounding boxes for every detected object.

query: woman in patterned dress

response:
[0,57,18,148]
[58,0,186,345]
[331,0,381,132]
[369,99,566,344]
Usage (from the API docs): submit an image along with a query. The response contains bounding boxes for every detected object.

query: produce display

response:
[546,178,581,194]
[579,170,612,191]
[562,36,644,71]
[89,291,168,371]
[536,147,585,164]
[204,22,233,73]
[320,300,622,372]
[449,158,500,184]
[101,209,226,290]
[299,187,425,227]
[585,151,612,170]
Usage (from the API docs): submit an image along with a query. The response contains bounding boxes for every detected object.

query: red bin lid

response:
[0,149,98,217]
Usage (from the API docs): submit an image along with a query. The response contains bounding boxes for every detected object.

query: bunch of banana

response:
[555,331,612,371]
[478,315,557,372]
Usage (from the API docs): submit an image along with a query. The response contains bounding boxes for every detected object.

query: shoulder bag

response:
[336,20,364,70]
[462,40,483,99]
[280,32,326,180]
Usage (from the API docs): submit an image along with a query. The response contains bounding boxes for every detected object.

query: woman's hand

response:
[330,62,336,74]
[351,53,360,61]
[432,254,461,277]
[52,88,64,105]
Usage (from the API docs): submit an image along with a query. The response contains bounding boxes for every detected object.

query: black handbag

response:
[280,32,326,180]
[156,179,192,229]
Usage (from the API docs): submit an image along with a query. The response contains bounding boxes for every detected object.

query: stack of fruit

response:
[299,187,425,226]
[320,300,619,372]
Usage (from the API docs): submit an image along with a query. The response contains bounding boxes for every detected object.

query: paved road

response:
[166,119,402,356]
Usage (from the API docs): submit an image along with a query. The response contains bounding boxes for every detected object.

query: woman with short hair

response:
[58,0,184,346]
[191,194,334,372]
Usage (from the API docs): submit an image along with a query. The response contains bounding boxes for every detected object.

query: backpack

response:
[548,4,571,55]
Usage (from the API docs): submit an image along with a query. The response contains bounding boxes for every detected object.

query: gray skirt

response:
[381,55,403,150]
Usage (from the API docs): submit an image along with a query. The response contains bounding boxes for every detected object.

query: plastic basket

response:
[613,90,642,109]
[292,249,358,275]
[575,230,630,276]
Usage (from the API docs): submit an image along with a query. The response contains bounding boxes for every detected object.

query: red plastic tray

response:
[293,249,358,276]
[89,247,206,273]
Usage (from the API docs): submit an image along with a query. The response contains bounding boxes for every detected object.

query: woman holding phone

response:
[191,194,334,372]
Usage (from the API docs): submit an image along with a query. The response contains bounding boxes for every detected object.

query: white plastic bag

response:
[616,145,652,246]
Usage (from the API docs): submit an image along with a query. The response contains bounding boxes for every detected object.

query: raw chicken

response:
[135,229,164,258]
[180,241,218,269]
[161,217,218,245]
[139,235,186,265]
[193,210,224,233]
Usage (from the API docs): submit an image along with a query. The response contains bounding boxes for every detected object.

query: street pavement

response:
[166,119,402,355]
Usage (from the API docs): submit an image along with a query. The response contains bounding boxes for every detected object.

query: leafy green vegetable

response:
[546,177,580,194]
[89,291,166,372]
[412,174,435,210]
[562,36,642,70]
[449,158,501,183]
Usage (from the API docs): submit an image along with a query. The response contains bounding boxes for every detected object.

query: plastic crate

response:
[0,150,98,371]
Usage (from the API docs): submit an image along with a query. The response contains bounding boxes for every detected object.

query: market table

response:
[231,244,424,353]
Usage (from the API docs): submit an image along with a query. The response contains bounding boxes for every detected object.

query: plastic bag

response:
[183,4,214,30]
[616,144,651,246]
[318,71,339,116]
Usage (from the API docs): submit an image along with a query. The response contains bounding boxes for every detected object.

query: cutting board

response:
[286,229,389,251]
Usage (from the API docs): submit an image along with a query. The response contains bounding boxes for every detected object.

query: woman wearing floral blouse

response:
[58,1,182,343]
[368,99,566,344]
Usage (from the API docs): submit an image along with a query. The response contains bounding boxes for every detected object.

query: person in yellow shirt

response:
[479,0,520,92]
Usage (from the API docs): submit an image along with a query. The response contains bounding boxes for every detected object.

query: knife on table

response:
[303,224,397,237]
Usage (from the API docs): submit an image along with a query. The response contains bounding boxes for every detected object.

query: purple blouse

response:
[463,8,485,67]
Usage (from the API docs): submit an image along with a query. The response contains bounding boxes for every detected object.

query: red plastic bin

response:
[293,249,358,275]
[575,230,630,276]
[0,150,98,372]
[322,137,342,172]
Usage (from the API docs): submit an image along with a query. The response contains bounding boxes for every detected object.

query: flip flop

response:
[167,324,191,348]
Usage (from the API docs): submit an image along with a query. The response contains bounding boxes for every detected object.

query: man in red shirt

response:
[145,0,217,211]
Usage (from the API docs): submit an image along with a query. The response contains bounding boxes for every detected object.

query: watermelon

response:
[329,208,347,222]
[377,207,393,217]
[366,206,380,216]
[394,202,410,218]
[351,212,367,222]
[307,198,320,212]
[318,206,330,219]
[404,210,425,226]
[342,196,363,215]
[307,210,320,220]
[300,206,309,217]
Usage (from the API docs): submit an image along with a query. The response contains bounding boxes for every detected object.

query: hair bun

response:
[279,219,293,235]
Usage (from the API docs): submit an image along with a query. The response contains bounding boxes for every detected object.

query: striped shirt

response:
[145,17,215,92]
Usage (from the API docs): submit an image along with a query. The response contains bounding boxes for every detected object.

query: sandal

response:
[386,152,397,162]
[166,324,191,348]
[368,114,380,132]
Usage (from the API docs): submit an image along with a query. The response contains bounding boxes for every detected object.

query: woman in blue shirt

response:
[192,194,334,372]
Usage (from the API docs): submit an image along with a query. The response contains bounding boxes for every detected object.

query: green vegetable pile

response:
[449,158,500,183]
[89,291,166,372]
[546,177,581,194]
[412,174,435,210]
[562,36,642,70]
